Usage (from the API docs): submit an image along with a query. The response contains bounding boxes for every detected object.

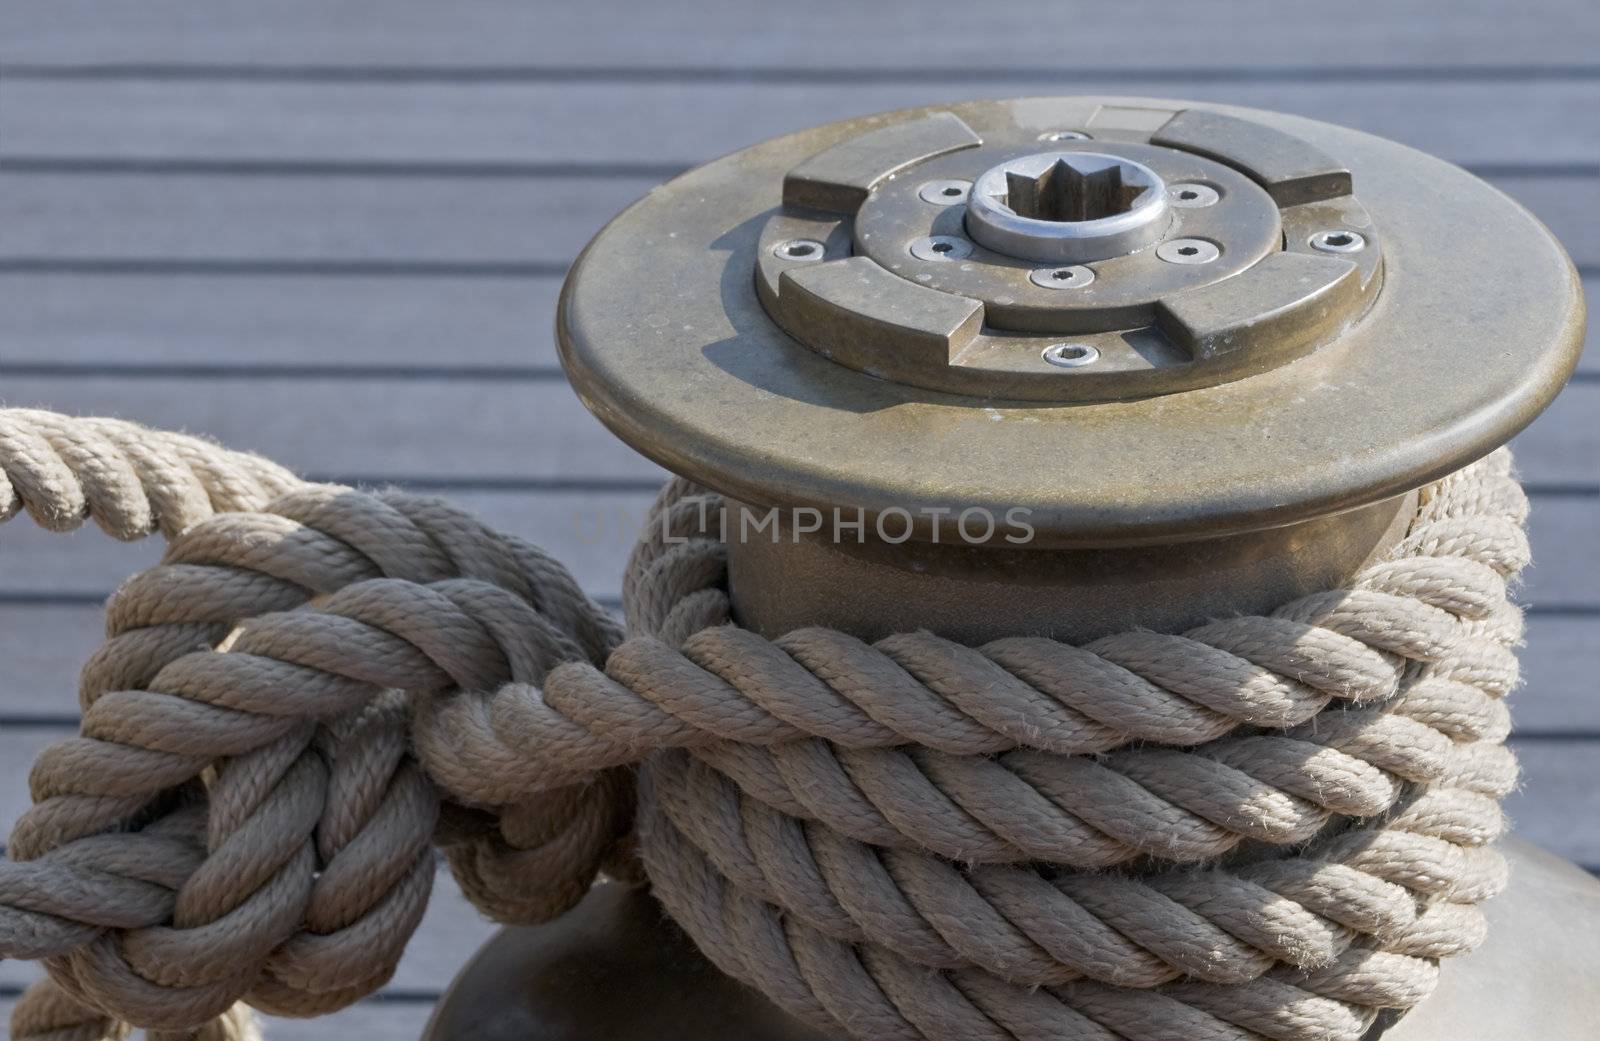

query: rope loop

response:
[0,408,1527,1041]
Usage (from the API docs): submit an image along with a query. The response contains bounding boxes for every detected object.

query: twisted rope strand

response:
[0,411,622,1036]
[0,409,1526,1041]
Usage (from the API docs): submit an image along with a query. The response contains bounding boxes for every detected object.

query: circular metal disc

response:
[558,97,1584,547]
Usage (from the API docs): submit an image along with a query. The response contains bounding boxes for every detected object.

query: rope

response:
[0,408,1528,1041]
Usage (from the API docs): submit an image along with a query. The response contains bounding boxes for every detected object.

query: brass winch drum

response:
[426,97,1594,1041]
[557,96,1581,644]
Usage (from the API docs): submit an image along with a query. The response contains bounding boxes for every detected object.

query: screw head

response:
[1310,229,1367,253]
[1168,183,1220,208]
[1030,265,1095,290]
[909,235,974,262]
[1038,130,1092,142]
[918,180,971,205]
[1156,238,1221,265]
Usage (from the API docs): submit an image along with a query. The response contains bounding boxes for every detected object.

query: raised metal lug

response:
[1151,107,1354,204]
[782,110,982,213]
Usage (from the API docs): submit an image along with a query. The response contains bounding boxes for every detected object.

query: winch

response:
[556,96,1576,643]
[4,91,1585,1041]
[418,97,1597,1041]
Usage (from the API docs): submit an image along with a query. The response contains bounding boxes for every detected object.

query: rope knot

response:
[0,408,1528,1041]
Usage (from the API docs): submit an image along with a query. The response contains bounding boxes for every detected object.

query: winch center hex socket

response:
[965,151,1170,263]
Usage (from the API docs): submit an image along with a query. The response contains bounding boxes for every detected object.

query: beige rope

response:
[0,409,1526,1041]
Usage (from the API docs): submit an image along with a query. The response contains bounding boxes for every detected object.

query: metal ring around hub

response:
[965,151,1170,264]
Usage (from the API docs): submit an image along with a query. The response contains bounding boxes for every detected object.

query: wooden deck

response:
[1,2,1596,1036]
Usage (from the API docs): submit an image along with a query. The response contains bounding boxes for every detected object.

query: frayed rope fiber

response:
[0,408,1528,1041]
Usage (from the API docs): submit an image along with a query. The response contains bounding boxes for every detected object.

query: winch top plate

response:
[558,97,1584,547]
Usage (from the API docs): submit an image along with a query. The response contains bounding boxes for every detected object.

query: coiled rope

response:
[0,408,1528,1041]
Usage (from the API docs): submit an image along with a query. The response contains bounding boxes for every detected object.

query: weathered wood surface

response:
[5,80,1600,169]
[5,0,1597,68]
[2,1,1596,1036]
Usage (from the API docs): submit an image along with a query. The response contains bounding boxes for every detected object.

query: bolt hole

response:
[773,238,827,262]
[942,186,963,197]
[1179,190,1199,200]
[1324,233,1354,247]
[1042,342,1100,368]
[1052,269,1073,280]
[910,235,972,261]
[1178,245,1199,256]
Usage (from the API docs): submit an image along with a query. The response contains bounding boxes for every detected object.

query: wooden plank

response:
[1522,495,1600,605]
[0,376,1590,489]
[1512,387,1600,486]
[1520,617,1600,732]
[0,173,650,269]
[2,172,1595,269]
[4,80,1599,169]
[1506,738,1600,866]
[2,273,1594,376]
[1490,174,1600,267]
[0,273,569,370]
[5,0,1597,69]
[0,603,107,718]
[0,733,39,849]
